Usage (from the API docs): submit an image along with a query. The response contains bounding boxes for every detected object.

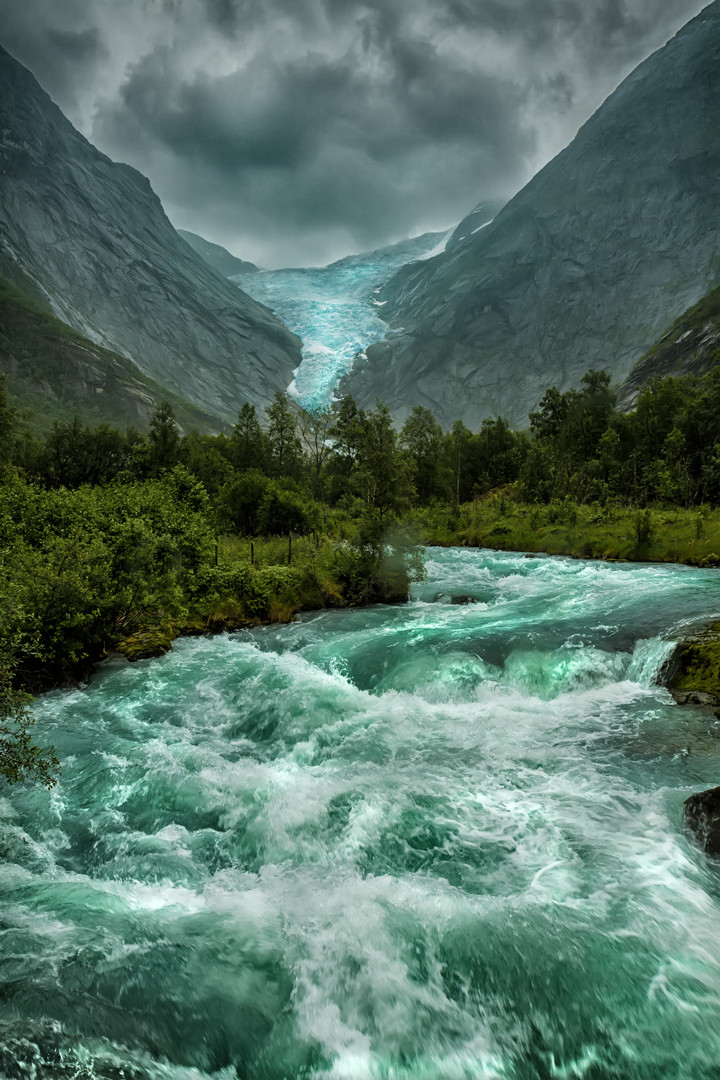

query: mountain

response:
[343,1,720,429]
[0,274,220,432]
[0,45,301,426]
[177,230,259,278]
[620,285,720,405]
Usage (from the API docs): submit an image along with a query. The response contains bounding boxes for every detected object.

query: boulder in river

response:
[660,621,720,714]
[684,786,720,857]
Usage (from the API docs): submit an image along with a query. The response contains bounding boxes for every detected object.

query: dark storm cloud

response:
[0,0,708,265]
[47,26,106,62]
[0,2,108,115]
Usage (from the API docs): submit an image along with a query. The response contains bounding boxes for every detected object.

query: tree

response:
[218,470,270,535]
[353,402,414,523]
[147,401,181,475]
[40,419,133,487]
[401,406,444,504]
[326,394,364,503]
[229,403,266,471]
[182,431,233,496]
[266,393,303,479]
[299,404,335,512]
[0,375,17,472]
[0,579,58,786]
[258,484,321,538]
[447,420,473,505]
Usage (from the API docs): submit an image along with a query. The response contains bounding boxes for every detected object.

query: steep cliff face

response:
[176,230,259,278]
[0,275,220,432]
[344,1,720,429]
[0,46,301,425]
[620,285,720,405]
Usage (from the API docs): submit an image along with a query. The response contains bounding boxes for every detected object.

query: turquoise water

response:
[4,548,720,1078]
[233,231,449,411]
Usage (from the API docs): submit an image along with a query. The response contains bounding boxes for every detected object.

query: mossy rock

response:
[116,626,176,661]
[662,621,720,710]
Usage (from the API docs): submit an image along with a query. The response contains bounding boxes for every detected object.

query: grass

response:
[412,490,720,567]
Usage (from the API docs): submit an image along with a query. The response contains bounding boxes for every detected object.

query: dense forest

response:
[3,362,720,786]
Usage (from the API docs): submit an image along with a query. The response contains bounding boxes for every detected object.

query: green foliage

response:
[147,400,181,475]
[229,403,266,471]
[266,392,303,479]
[0,673,58,788]
[33,418,137,487]
[352,402,414,521]
[218,469,271,535]
[258,483,321,538]
[633,509,654,549]
[0,468,213,687]
[401,405,444,502]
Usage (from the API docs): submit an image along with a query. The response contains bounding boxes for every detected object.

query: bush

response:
[633,509,653,548]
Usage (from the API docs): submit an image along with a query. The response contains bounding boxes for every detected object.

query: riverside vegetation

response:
[4,363,720,786]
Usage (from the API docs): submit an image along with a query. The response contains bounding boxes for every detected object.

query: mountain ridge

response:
[177,230,260,278]
[0,44,301,425]
[343,1,720,428]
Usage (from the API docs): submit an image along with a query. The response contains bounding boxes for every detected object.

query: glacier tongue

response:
[232,229,450,411]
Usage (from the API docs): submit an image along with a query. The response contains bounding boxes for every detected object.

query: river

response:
[3,548,720,1079]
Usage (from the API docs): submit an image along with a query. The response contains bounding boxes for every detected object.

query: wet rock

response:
[433,592,476,605]
[660,621,720,715]
[672,689,720,708]
[116,628,175,662]
[684,786,720,856]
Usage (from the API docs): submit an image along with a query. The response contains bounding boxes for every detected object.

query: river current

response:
[3,549,720,1079]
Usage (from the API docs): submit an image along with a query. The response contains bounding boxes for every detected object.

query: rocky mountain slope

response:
[620,284,720,404]
[0,274,220,432]
[344,1,720,429]
[177,230,259,278]
[0,45,301,426]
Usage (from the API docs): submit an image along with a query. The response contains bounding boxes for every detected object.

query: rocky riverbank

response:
[659,622,720,856]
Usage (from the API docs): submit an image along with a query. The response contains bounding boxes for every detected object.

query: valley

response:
[2,4,720,1079]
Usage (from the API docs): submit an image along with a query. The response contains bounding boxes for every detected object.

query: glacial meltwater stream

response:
[4,549,720,1079]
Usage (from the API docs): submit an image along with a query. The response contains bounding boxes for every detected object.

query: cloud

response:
[0,0,708,265]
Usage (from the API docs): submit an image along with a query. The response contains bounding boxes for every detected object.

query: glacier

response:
[232,230,451,412]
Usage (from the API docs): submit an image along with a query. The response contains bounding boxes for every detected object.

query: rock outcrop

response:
[620,285,720,406]
[684,787,720,857]
[0,45,301,426]
[344,1,720,429]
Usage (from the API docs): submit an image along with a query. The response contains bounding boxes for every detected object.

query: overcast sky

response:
[1,0,708,267]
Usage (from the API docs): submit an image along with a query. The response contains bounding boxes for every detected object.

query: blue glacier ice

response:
[231,230,451,412]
